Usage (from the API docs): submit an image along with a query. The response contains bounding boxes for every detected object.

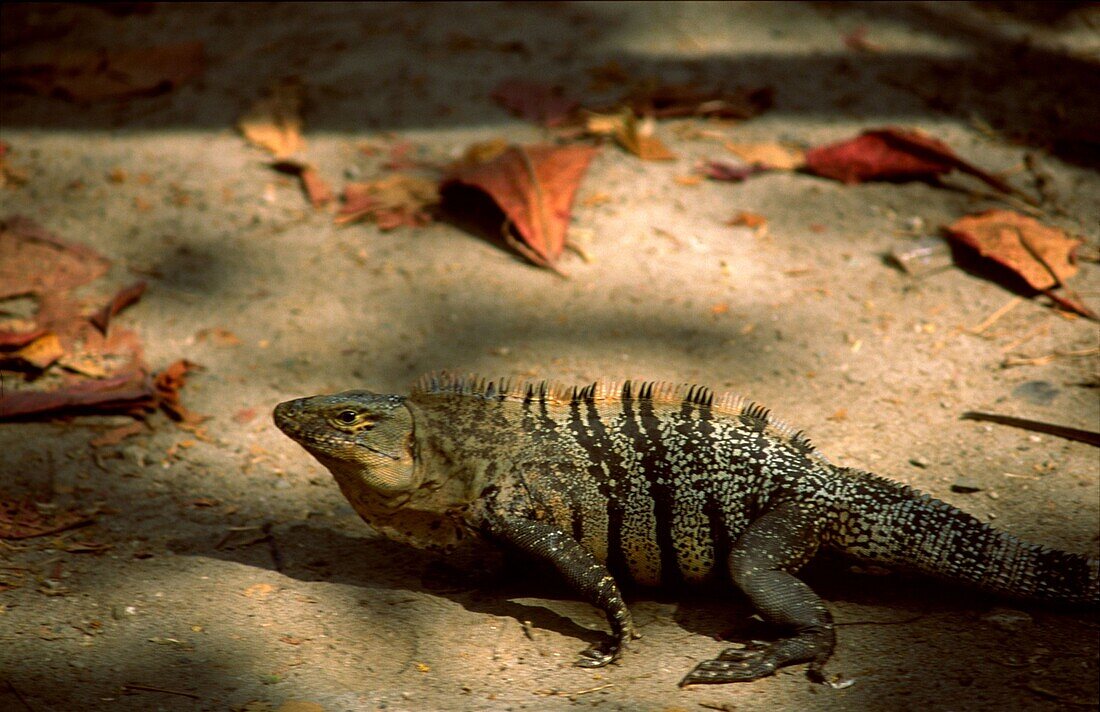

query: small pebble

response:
[951,477,982,493]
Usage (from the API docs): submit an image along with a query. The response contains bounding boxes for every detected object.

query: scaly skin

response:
[273,372,1099,686]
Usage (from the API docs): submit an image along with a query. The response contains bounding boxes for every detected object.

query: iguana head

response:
[274,391,416,494]
[273,391,470,551]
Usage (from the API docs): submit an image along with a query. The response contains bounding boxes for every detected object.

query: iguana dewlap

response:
[273,373,1098,685]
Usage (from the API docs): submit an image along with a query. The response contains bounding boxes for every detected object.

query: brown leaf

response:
[0,215,110,299]
[90,281,147,334]
[804,128,1019,195]
[88,421,146,448]
[0,41,204,102]
[238,78,305,158]
[0,496,93,539]
[443,143,598,269]
[724,141,806,170]
[586,109,675,161]
[335,175,439,230]
[0,371,154,420]
[726,211,769,238]
[944,210,1081,291]
[153,359,205,423]
[0,327,46,349]
[491,78,578,127]
[271,161,332,208]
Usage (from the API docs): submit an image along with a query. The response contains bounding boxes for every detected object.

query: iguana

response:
[273,373,1098,685]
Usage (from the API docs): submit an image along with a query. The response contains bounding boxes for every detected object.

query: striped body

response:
[274,372,1097,685]
[404,375,1097,603]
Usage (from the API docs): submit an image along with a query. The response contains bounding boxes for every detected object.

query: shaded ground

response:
[1,3,1098,711]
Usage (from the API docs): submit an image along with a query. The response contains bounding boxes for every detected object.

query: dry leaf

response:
[726,211,769,237]
[804,127,1019,195]
[154,359,205,423]
[443,143,598,269]
[88,421,146,448]
[491,78,578,127]
[586,108,675,161]
[238,78,305,158]
[0,331,63,370]
[335,175,439,230]
[944,210,1082,291]
[243,583,277,599]
[0,495,93,540]
[0,370,155,421]
[0,215,110,299]
[624,83,774,120]
[700,161,769,182]
[724,141,806,170]
[90,281,147,334]
[271,161,332,208]
[0,42,204,102]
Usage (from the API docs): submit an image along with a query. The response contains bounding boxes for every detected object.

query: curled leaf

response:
[238,78,305,158]
[586,108,675,161]
[444,143,598,269]
[90,281,147,335]
[335,175,439,230]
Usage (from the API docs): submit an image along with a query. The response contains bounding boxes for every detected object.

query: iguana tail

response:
[830,469,1098,605]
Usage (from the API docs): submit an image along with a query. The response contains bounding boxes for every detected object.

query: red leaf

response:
[90,281,147,335]
[0,370,155,421]
[701,161,770,182]
[444,144,598,269]
[804,128,1018,195]
[491,78,578,127]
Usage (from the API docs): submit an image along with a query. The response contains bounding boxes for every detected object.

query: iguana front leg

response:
[486,514,637,666]
[681,502,835,685]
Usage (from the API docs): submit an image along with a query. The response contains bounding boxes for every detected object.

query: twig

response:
[121,683,200,700]
[969,297,1022,334]
[961,412,1100,447]
[2,679,35,712]
[535,683,614,697]
[1002,346,1099,367]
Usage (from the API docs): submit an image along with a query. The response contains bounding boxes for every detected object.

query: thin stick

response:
[969,297,1022,334]
[961,412,1100,447]
[121,683,200,700]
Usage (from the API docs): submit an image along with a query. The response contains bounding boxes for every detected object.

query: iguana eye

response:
[336,410,358,424]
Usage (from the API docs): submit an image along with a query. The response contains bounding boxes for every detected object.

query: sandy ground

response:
[1,3,1098,711]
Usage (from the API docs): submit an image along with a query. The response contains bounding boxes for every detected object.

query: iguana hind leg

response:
[681,502,834,685]
[486,515,637,666]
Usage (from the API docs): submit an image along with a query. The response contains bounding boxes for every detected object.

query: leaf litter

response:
[0,216,201,424]
[238,78,306,158]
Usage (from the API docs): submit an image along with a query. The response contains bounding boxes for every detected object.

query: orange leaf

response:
[944,210,1080,291]
[443,143,598,269]
[0,331,63,370]
[154,359,206,424]
[238,78,305,158]
[90,281,147,335]
[271,161,332,208]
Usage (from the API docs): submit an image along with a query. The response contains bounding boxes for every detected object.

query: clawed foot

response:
[573,628,639,668]
[679,641,778,685]
[574,639,620,668]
